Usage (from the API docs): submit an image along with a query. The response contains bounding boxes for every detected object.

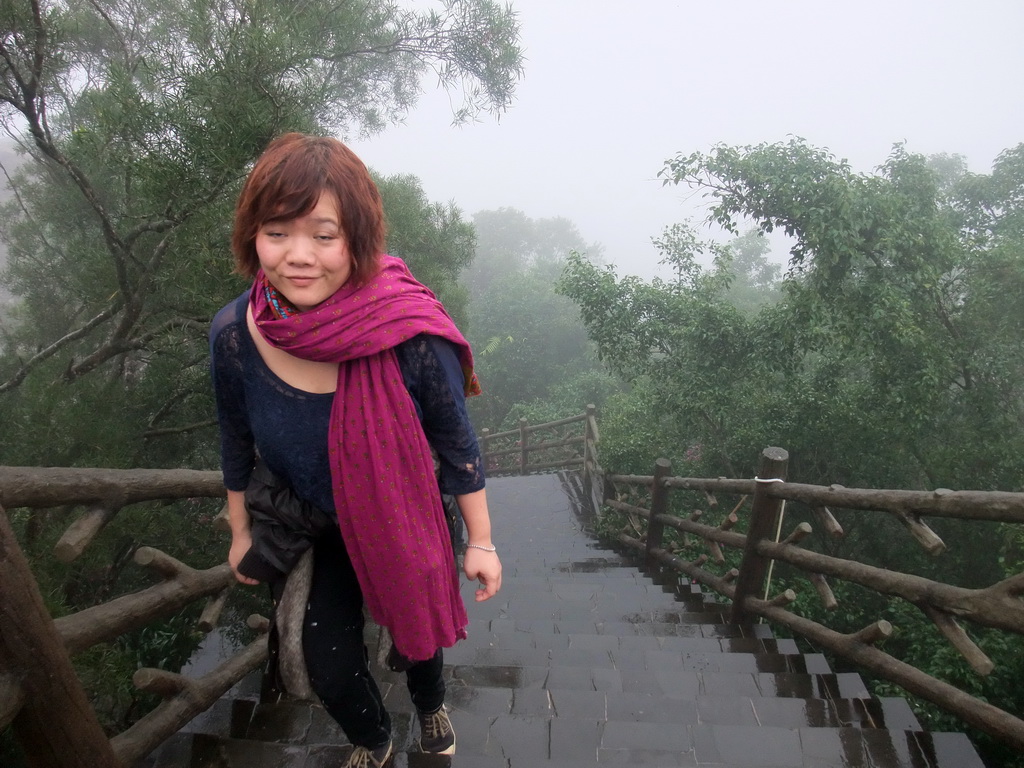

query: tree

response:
[464,206,604,294]
[468,263,610,429]
[720,229,781,314]
[564,138,1024,490]
[463,208,610,429]
[657,139,1024,490]
[0,0,524,465]
[375,172,475,328]
[562,137,1024,559]
[558,230,767,479]
[561,140,1024,764]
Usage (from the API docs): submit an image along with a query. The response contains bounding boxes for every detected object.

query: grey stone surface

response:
[139,472,985,768]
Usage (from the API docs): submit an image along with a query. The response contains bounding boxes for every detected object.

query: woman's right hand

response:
[229,531,260,585]
[226,488,259,585]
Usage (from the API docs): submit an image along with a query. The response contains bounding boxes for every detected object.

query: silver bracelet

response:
[465,543,497,552]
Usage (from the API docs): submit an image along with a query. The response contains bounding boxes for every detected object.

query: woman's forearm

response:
[456,488,492,547]
[456,487,501,601]
[226,488,250,535]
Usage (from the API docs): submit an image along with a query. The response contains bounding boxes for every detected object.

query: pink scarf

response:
[249,256,479,660]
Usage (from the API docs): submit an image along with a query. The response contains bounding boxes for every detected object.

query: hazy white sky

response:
[349,0,1024,278]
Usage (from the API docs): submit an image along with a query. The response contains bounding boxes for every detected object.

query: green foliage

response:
[74,607,206,732]
[661,140,1024,489]
[565,139,1024,492]
[497,368,620,432]
[593,381,696,476]
[465,208,614,430]
[468,262,603,428]
[465,207,605,294]
[559,139,1024,759]
[375,172,476,327]
[0,0,524,466]
[557,230,779,479]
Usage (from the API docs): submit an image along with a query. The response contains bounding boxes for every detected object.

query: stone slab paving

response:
[404,474,982,767]
[144,472,986,768]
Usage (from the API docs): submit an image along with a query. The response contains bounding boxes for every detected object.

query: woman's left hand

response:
[463,547,502,602]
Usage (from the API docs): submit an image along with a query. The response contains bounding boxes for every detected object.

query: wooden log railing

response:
[0,467,268,768]
[602,447,1024,754]
[0,409,606,766]
[478,404,598,478]
[477,411,1024,755]
[8,410,1024,761]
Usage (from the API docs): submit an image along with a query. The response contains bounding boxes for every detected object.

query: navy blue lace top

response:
[210,292,484,512]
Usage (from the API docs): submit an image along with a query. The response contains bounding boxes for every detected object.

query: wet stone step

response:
[165,699,951,767]
[479,617,780,640]
[470,572,721,594]
[870,697,922,731]
[756,671,872,700]
[692,695,921,730]
[419,711,970,767]
[455,631,798,656]
[450,664,859,701]
[446,670,881,718]
[461,594,726,622]
[695,671,871,701]
[148,728,984,768]
[477,591,719,618]
[190,686,920,754]
[243,699,353,745]
[444,645,833,679]
[801,727,985,768]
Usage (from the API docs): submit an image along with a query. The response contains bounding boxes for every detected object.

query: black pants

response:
[271,525,446,748]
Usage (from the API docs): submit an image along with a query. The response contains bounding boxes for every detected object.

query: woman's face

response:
[255,193,353,312]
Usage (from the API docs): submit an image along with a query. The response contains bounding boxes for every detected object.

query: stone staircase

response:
[143,473,986,767]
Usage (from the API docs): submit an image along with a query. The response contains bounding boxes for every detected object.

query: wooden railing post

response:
[0,505,120,767]
[519,418,529,475]
[582,404,597,488]
[731,447,789,623]
[645,459,672,570]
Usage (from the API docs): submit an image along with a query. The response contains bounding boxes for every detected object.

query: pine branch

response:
[143,419,218,439]
[0,303,122,393]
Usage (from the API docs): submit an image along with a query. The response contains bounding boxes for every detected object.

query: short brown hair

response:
[231,133,385,284]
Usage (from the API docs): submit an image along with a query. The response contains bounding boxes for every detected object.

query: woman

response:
[210,133,501,768]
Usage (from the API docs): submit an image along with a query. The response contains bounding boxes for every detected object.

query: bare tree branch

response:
[5,2,135,303]
[64,315,206,382]
[0,303,122,393]
[143,419,218,439]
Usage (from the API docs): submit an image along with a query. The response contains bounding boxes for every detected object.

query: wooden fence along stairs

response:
[0,407,1020,765]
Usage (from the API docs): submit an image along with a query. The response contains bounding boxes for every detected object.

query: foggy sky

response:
[349,0,1024,278]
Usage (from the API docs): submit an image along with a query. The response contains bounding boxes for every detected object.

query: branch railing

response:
[0,467,267,768]
[478,404,599,478]
[476,410,1024,753]
[6,412,1024,761]
[0,407,605,767]
[600,446,1024,753]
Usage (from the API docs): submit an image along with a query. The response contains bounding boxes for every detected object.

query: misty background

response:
[2,1,1021,281]
[350,0,1024,277]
